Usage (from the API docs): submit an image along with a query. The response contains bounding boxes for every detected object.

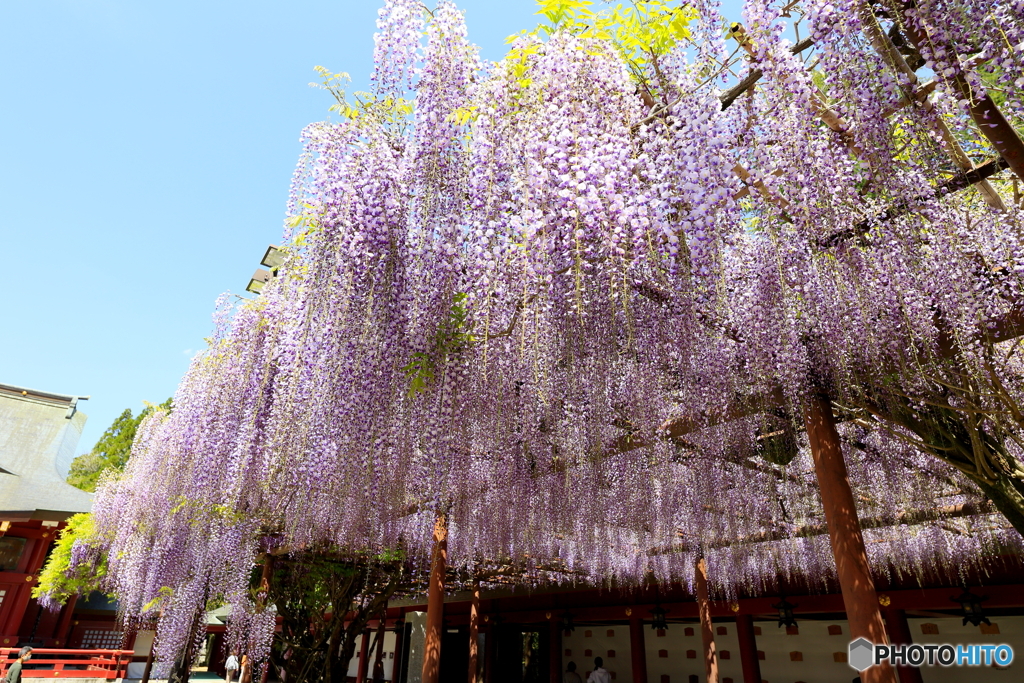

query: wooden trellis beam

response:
[860,6,1007,210]
[719,37,816,110]
[637,296,1024,447]
[892,0,1024,183]
[647,500,997,555]
[816,156,1009,249]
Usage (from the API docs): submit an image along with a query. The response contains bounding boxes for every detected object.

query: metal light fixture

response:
[771,595,798,629]
[246,245,286,295]
[246,268,270,294]
[261,245,286,269]
[560,611,575,633]
[951,587,990,627]
[650,604,668,631]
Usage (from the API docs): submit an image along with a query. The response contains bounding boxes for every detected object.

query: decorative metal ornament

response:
[560,611,575,633]
[951,587,990,627]
[771,596,798,629]
[650,605,668,631]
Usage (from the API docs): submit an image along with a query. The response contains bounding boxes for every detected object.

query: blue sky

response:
[1,0,744,454]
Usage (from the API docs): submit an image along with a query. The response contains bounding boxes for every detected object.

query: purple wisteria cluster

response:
[54,0,1024,670]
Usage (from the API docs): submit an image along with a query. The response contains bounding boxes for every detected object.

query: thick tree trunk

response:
[974,477,1024,537]
[858,392,1024,538]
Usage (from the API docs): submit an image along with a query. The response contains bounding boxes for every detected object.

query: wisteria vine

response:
[48,0,1024,671]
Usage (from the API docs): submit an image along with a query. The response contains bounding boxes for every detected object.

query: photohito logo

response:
[848,637,1014,672]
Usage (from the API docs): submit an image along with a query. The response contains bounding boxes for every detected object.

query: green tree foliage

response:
[32,513,107,604]
[67,398,172,492]
[266,552,404,683]
[509,0,697,92]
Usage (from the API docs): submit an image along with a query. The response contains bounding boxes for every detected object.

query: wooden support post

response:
[469,585,480,683]
[422,513,448,683]
[805,394,896,683]
[883,609,924,683]
[548,615,562,683]
[141,634,157,683]
[54,594,78,646]
[629,615,647,683]
[734,615,762,683]
[356,629,371,683]
[695,558,719,683]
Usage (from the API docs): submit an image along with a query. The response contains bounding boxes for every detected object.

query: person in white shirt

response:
[587,656,611,683]
[224,651,239,683]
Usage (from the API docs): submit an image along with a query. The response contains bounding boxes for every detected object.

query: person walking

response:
[238,655,252,683]
[586,656,611,683]
[563,660,583,683]
[224,651,239,683]
[2,647,33,683]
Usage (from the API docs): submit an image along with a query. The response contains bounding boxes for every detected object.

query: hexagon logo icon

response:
[849,637,875,672]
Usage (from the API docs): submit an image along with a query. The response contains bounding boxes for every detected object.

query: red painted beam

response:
[408,583,1024,626]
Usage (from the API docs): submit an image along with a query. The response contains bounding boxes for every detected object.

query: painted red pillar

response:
[734,614,762,683]
[422,513,447,683]
[469,586,480,683]
[1,530,54,639]
[695,558,719,683]
[54,594,78,646]
[356,629,371,683]
[4,583,34,638]
[805,394,896,683]
[629,616,648,683]
[883,609,924,683]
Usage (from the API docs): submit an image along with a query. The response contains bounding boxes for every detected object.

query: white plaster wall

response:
[561,625,635,682]
[912,616,1021,683]
[755,618,852,683]
[558,615,1022,683]
[644,624,744,683]
[339,634,395,679]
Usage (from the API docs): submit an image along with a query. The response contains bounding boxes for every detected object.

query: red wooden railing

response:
[0,649,135,680]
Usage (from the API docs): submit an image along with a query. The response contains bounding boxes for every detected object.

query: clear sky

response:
[1,0,744,454]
